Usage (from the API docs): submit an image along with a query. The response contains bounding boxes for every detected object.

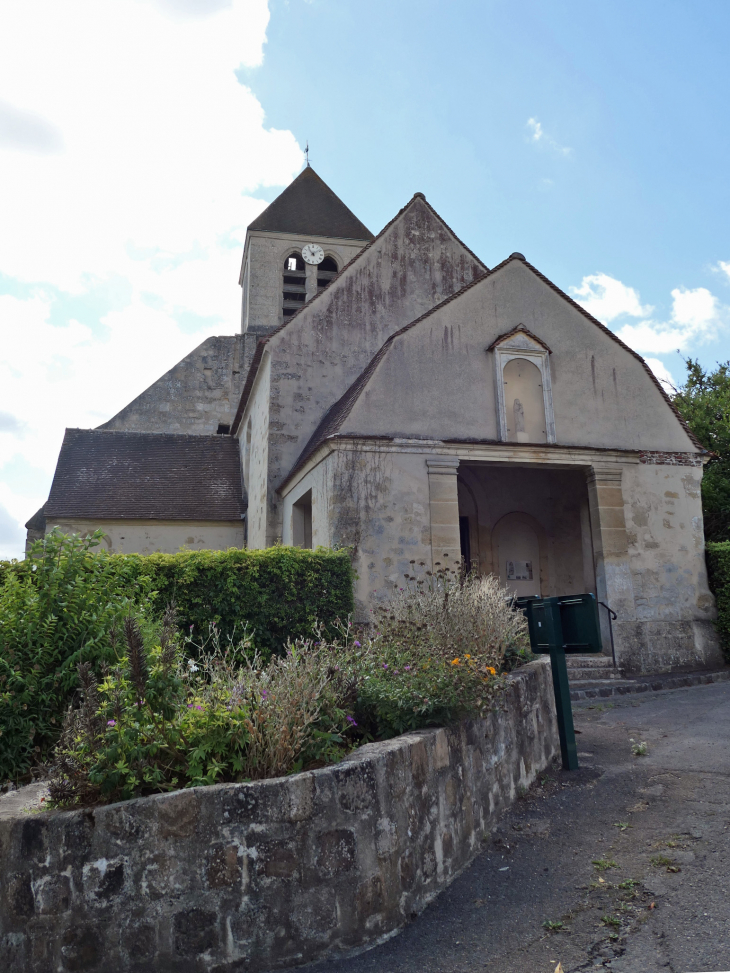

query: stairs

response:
[564,654,730,702]
[566,655,622,687]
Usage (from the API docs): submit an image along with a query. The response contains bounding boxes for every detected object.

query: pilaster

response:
[426,457,461,572]
[586,465,635,650]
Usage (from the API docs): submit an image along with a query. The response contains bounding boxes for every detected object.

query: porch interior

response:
[457,463,596,600]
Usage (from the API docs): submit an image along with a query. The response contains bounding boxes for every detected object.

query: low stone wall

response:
[0,659,557,973]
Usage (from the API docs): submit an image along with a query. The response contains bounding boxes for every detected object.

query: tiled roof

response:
[247,166,374,241]
[45,429,244,521]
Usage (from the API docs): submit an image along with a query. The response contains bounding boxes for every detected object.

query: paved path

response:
[297,682,730,973]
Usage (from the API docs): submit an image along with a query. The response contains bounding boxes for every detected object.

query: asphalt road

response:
[295,681,730,973]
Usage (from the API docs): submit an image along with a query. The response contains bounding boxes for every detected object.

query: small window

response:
[282,253,306,319]
[292,489,313,549]
[216,423,230,435]
[317,255,338,291]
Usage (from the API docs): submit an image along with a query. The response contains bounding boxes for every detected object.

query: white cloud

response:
[0,0,304,557]
[526,117,571,156]
[570,273,653,323]
[715,260,730,282]
[645,358,677,394]
[615,287,720,354]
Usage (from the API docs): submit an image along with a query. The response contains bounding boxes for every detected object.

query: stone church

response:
[30,166,722,673]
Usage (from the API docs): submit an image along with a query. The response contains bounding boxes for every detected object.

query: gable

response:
[304,256,699,457]
[233,193,487,492]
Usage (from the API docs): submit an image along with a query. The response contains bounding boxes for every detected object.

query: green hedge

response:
[706,541,730,663]
[119,546,355,656]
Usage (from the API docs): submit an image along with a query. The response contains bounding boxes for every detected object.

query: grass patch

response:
[592,858,618,871]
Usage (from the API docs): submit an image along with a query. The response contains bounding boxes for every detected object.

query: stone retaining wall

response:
[0,659,557,973]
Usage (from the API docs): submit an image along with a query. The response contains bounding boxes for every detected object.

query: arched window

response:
[282,253,306,318]
[502,358,547,443]
[317,255,338,292]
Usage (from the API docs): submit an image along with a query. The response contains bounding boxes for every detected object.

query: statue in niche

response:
[513,398,528,443]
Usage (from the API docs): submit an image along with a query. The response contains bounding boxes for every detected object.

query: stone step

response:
[567,668,624,681]
[570,667,730,703]
[565,655,615,668]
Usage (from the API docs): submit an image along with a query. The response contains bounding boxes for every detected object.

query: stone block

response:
[157,790,200,839]
[172,907,219,957]
[35,874,71,915]
[253,839,299,880]
[316,829,357,877]
[61,924,104,971]
[206,844,241,889]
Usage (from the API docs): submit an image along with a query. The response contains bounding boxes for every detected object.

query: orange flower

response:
[487,666,496,675]
[451,658,460,665]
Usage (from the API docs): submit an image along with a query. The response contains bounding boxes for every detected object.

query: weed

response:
[613,822,631,831]
[601,915,622,928]
[649,855,676,869]
[618,879,640,890]
[630,739,648,756]
[542,920,564,932]
[592,858,618,871]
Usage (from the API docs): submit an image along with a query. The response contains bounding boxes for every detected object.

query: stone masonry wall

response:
[0,660,557,973]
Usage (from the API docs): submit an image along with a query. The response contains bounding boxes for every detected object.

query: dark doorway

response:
[459,515,471,572]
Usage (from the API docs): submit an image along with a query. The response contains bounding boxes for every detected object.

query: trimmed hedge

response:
[120,546,355,657]
[706,541,730,663]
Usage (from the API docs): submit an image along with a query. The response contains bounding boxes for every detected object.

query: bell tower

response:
[239,166,373,339]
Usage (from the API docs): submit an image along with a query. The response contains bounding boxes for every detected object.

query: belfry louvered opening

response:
[282,253,306,318]
[317,256,338,292]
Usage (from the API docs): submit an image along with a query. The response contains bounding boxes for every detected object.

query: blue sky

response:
[0,0,728,559]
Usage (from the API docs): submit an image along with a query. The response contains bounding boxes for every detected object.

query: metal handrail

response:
[599,601,618,669]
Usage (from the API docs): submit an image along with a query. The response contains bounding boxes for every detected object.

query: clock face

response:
[302,243,325,265]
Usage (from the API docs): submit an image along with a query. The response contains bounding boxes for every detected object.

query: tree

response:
[673,359,730,542]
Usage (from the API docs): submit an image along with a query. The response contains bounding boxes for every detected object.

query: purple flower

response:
[187,703,193,708]
[346,716,357,726]
[262,689,268,698]
[195,705,203,711]
[404,665,411,671]
[394,669,399,675]
[354,640,361,647]
[107,719,116,727]
[383,663,388,669]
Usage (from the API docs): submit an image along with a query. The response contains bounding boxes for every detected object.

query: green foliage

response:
[673,358,730,542]
[351,567,525,738]
[50,616,357,806]
[706,541,730,662]
[49,569,526,807]
[0,529,149,781]
[114,545,355,658]
[50,614,255,805]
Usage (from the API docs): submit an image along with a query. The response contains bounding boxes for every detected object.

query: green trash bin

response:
[514,593,603,771]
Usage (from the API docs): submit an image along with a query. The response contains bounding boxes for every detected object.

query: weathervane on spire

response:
[305,141,310,167]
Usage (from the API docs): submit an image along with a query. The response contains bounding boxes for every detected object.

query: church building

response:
[32,166,722,674]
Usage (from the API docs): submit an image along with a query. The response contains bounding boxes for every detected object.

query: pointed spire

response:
[247,166,373,241]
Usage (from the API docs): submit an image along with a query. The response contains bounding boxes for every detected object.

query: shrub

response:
[48,569,527,807]
[114,545,355,658]
[352,568,529,736]
[49,616,356,806]
[0,529,150,781]
[706,541,730,662]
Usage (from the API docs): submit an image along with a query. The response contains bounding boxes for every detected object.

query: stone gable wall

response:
[0,660,557,973]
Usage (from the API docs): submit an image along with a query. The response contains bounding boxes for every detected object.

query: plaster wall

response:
[242,355,271,549]
[0,660,558,973]
[616,460,723,672]
[100,336,251,436]
[342,259,697,454]
[45,519,244,554]
[241,197,486,544]
[241,231,366,336]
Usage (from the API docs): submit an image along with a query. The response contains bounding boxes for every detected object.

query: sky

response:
[0,0,729,559]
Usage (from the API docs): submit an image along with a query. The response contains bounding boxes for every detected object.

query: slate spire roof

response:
[247,166,374,241]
